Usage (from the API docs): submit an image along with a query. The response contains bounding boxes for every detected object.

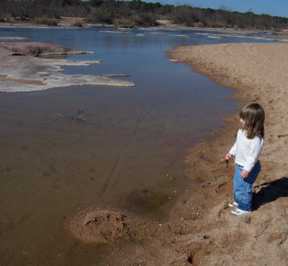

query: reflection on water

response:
[0,27,259,265]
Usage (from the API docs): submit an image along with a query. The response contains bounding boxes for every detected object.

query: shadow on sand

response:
[253,177,288,210]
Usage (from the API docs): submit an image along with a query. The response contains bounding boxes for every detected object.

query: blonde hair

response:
[239,103,265,139]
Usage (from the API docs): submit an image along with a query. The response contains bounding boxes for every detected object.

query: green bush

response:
[113,17,136,28]
[73,21,83,27]
[88,8,114,24]
[172,6,199,26]
[33,17,59,26]
[133,13,158,27]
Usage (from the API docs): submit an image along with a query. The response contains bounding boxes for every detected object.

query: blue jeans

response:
[233,161,261,211]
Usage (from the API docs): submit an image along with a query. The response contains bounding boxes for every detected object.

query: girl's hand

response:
[240,170,249,179]
[225,153,233,161]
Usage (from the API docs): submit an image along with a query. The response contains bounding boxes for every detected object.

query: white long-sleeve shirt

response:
[229,129,264,172]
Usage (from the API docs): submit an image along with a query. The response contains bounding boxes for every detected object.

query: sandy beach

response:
[164,43,288,265]
[171,43,288,174]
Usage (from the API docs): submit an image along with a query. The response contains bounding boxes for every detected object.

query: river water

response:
[0,27,273,265]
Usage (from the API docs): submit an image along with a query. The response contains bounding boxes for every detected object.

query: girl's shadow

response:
[253,177,288,210]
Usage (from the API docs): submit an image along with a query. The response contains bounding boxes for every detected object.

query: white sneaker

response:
[231,207,251,216]
[228,201,239,208]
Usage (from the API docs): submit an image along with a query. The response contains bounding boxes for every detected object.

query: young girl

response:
[225,103,265,216]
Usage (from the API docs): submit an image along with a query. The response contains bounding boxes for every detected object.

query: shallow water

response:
[0,27,271,265]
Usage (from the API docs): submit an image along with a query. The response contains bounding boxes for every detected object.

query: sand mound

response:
[67,208,130,244]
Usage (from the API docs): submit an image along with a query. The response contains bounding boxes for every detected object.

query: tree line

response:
[1,0,288,30]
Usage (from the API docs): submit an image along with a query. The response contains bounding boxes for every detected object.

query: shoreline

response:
[107,42,288,265]
[0,22,273,35]
[104,43,288,265]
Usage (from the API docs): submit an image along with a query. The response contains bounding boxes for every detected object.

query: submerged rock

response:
[0,41,92,57]
[0,44,135,92]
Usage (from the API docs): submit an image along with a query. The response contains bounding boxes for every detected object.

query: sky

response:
[149,0,288,18]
